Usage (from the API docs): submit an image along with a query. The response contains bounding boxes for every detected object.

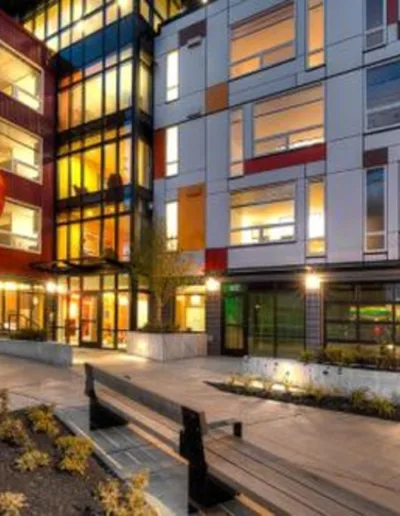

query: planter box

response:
[0,339,72,367]
[243,357,400,398]
[127,331,207,361]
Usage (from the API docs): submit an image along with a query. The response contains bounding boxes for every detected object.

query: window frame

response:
[230,108,244,177]
[0,198,42,255]
[166,125,179,177]
[364,0,387,51]
[305,0,325,69]
[306,175,326,256]
[364,166,387,253]
[166,49,179,103]
[166,200,178,251]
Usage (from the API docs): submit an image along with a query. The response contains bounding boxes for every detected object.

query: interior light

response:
[305,273,322,291]
[46,282,58,294]
[206,277,221,293]
[4,282,17,291]
[191,295,202,306]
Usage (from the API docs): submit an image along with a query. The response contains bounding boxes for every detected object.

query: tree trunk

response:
[152,295,163,328]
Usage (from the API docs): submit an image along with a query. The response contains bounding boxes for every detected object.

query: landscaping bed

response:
[207,378,400,421]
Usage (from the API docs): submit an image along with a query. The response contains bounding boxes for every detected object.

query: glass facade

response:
[0,283,45,332]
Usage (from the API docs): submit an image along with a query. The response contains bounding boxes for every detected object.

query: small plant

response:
[369,395,396,419]
[350,387,370,412]
[299,350,314,364]
[262,376,273,394]
[55,436,94,476]
[0,492,27,516]
[282,372,292,393]
[15,449,50,472]
[0,418,32,450]
[0,391,9,421]
[27,405,60,439]
[226,372,240,387]
[10,328,46,342]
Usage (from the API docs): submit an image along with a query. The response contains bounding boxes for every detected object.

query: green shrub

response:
[369,396,396,419]
[304,383,329,404]
[0,492,27,516]
[10,329,46,342]
[15,449,50,472]
[262,377,273,394]
[55,436,94,476]
[27,405,60,439]
[0,391,9,421]
[0,418,32,450]
[350,387,370,412]
[299,350,314,364]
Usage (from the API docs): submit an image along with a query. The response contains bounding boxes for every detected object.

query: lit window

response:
[60,0,71,29]
[307,177,325,255]
[166,201,178,251]
[365,168,386,252]
[366,60,400,131]
[137,139,151,188]
[230,183,296,246]
[0,200,40,253]
[230,2,295,79]
[47,3,59,36]
[176,286,205,332]
[84,75,102,122]
[254,84,324,157]
[0,119,42,182]
[139,57,151,113]
[137,292,149,329]
[166,50,179,102]
[306,0,325,68]
[120,61,133,110]
[365,0,386,50]
[230,108,244,177]
[166,126,179,176]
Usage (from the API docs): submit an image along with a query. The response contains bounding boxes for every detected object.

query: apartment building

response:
[153,0,400,357]
[0,9,55,334]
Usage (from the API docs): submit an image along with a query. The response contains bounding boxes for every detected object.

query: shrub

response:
[0,391,9,421]
[0,418,32,450]
[15,449,50,472]
[27,405,60,439]
[0,492,27,516]
[369,396,396,419]
[262,377,273,394]
[10,329,46,342]
[350,387,370,412]
[55,436,94,476]
[299,350,314,364]
[282,373,292,393]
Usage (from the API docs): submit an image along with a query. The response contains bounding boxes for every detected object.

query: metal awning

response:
[30,257,130,275]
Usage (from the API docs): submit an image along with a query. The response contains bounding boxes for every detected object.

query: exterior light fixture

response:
[205,277,221,292]
[305,273,322,291]
[46,282,58,294]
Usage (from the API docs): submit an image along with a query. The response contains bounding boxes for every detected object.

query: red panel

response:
[205,248,228,273]
[154,129,166,179]
[244,143,327,175]
[387,0,398,24]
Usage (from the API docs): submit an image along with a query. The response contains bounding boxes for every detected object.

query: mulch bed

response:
[206,381,400,421]
[0,412,109,516]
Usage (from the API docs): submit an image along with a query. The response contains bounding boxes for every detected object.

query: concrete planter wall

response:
[243,357,400,398]
[127,332,207,361]
[0,339,72,367]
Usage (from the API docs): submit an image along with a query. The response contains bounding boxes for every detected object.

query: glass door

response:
[80,294,99,347]
[223,294,246,355]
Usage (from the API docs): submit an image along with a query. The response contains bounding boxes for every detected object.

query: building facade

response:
[153,0,400,358]
[0,9,56,334]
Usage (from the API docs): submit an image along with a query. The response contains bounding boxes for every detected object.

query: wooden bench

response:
[84,363,397,516]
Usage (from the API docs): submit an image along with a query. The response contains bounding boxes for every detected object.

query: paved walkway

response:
[2,351,400,513]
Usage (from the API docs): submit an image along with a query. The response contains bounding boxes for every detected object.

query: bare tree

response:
[131,219,199,329]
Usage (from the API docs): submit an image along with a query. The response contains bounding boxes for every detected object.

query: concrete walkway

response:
[2,351,400,513]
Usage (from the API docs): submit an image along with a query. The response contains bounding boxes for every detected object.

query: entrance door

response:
[80,294,99,347]
[223,294,246,355]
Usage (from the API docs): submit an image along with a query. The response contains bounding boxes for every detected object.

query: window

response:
[85,75,102,122]
[137,139,151,188]
[307,0,324,68]
[176,286,205,332]
[166,50,179,102]
[254,84,324,157]
[0,120,42,182]
[137,292,149,329]
[365,167,386,252]
[365,0,386,50]
[230,182,296,246]
[230,1,295,79]
[0,43,43,112]
[0,200,40,253]
[166,201,178,251]
[230,108,244,177]
[139,55,152,113]
[366,60,400,131]
[166,126,179,176]
[307,177,325,255]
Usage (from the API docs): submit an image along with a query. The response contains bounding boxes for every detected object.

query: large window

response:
[365,0,386,50]
[0,200,40,253]
[365,167,386,252]
[0,43,42,112]
[307,177,325,255]
[366,60,400,131]
[166,201,178,251]
[230,108,244,177]
[254,84,324,157]
[230,1,295,79]
[176,286,205,332]
[166,125,179,176]
[306,0,324,68]
[0,283,45,332]
[0,120,42,182]
[166,50,179,102]
[230,182,296,246]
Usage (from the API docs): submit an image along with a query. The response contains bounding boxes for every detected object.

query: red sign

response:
[0,173,5,217]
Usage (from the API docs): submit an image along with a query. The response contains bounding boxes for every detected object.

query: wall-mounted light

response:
[305,273,322,291]
[205,277,221,293]
[46,282,58,294]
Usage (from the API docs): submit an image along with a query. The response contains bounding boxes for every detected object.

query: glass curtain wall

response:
[0,283,45,332]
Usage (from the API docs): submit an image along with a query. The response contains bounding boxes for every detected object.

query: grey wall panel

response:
[327,136,363,175]
[228,243,305,270]
[206,9,229,87]
[207,191,229,248]
[206,111,229,183]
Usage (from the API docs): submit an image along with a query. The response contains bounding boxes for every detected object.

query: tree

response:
[130,219,199,329]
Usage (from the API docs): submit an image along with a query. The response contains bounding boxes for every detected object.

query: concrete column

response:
[305,290,323,350]
[206,291,222,355]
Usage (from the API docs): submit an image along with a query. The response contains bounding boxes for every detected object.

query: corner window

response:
[365,168,386,252]
[176,286,205,332]
[230,182,296,246]
[230,108,244,177]
[306,0,325,68]
[0,200,40,253]
[307,177,325,255]
[365,0,386,50]
[166,201,178,251]
[254,84,324,157]
[166,50,179,102]
[166,126,179,176]
[230,1,295,79]
[366,59,400,131]
[0,119,42,183]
